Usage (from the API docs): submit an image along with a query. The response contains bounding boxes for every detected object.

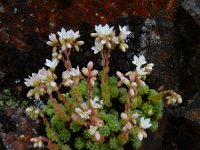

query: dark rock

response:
[0,107,42,150]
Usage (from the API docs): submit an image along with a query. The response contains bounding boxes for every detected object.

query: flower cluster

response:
[137,117,152,141]
[72,103,92,120]
[91,24,131,53]
[25,67,57,100]
[25,24,182,150]
[30,136,44,148]
[26,107,41,120]
[62,66,81,87]
[47,28,84,60]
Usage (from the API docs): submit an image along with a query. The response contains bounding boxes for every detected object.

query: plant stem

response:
[64,49,72,70]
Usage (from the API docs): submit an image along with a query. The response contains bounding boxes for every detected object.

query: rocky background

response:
[0,0,200,149]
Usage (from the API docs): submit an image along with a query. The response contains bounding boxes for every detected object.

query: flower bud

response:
[66,43,72,49]
[106,42,111,49]
[58,54,62,59]
[82,67,88,76]
[121,112,128,120]
[91,33,98,37]
[145,63,154,72]
[77,41,84,45]
[52,52,58,58]
[129,88,135,97]
[87,61,94,70]
[117,71,124,79]
[122,77,130,86]
[74,45,79,52]
[91,70,98,76]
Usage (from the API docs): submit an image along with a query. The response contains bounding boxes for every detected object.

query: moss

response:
[110,86,119,98]
[119,87,127,104]
[141,103,154,116]
[138,85,149,95]
[101,83,111,107]
[59,129,71,143]
[109,137,122,150]
[70,121,82,132]
[99,125,110,137]
[74,137,85,150]
[148,89,162,104]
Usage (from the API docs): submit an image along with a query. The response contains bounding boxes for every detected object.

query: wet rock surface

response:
[0,0,200,150]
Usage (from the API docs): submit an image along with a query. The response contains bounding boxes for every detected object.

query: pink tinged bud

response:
[132,113,139,118]
[129,88,135,97]
[122,77,130,85]
[64,80,73,87]
[116,71,124,79]
[121,113,128,120]
[87,61,94,70]
[89,77,96,87]
[91,70,98,76]
[75,108,82,114]
[81,103,88,110]
[126,122,133,130]
[131,82,137,88]
[129,72,136,82]
[82,67,88,76]
[71,114,79,121]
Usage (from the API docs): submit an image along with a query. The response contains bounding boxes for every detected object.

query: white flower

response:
[24,73,41,87]
[88,125,101,141]
[140,117,152,129]
[30,136,44,148]
[62,66,80,80]
[75,108,92,119]
[137,117,152,141]
[119,25,131,40]
[70,66,81,77]
[62,70,71,80]
[38,67,54,81]
[95,24,114,37]
[91,96,103,109]
[91,39,104,54]
[58,28,80,41]
[132,55,147,68]
[45,59,59,71]
[46,33,58,47]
